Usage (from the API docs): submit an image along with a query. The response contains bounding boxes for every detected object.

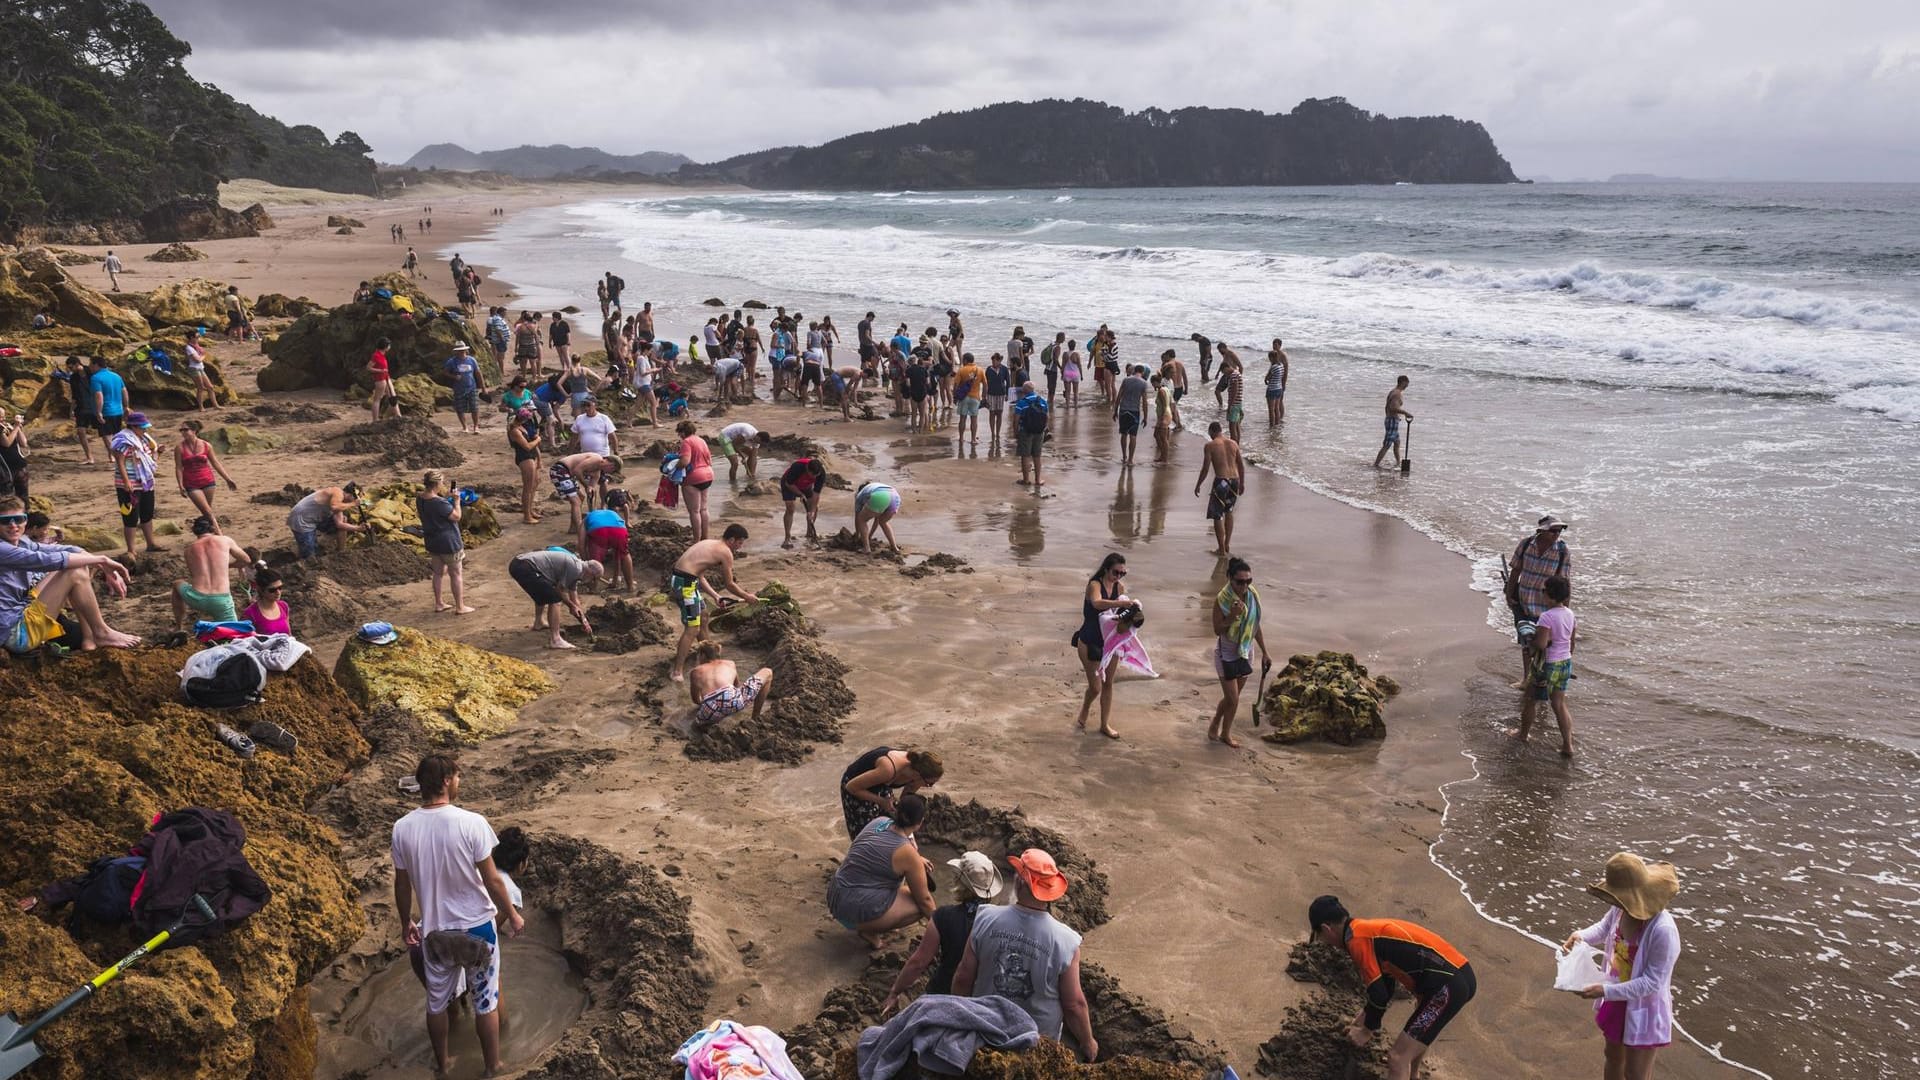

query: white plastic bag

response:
[1554,943,1608,992]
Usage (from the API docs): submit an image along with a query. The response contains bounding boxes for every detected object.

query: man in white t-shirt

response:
[569,396,618,456]
[717,421,769,481]
[391,754,523,1078]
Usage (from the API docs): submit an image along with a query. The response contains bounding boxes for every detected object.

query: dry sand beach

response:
[9,184,1753,1079]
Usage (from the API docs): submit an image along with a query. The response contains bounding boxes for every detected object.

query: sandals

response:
[248,721,297,754]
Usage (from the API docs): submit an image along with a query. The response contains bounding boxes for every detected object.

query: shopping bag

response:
[1554,943,1607,992]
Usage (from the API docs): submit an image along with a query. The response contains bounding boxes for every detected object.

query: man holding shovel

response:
[1373,375,1413,470]
[1208,557,1270,748]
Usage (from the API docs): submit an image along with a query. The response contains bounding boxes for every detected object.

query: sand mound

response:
[826,527,904,563]
[1079,962,1224,1068]
[241,400,336,424]
[515,833,708,1079]
[920,797,1109,934]
[332,627,553,746]
[563,596,672,653]
[1259,651,1400,746]
[0,648,370,1080]
[250,482,309,506]
[480,746,619,808]
[1256,942,1420,1080]
[901,551,972,579]
[782,952,903,1077]
[764,432,825,458]
[147,242,207,262]
[336,415,463,469]
[685,582,854,764]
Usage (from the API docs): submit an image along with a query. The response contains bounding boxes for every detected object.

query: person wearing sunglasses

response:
[0,495,139,652]
[1209,557,1271,748]
[242,568,292,636]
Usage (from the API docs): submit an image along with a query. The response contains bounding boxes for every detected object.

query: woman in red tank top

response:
[175,419,238,532]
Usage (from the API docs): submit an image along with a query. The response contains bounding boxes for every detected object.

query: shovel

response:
[1400,418,1413,474]
[1251,655,1273,728]
[0,894,215,1077]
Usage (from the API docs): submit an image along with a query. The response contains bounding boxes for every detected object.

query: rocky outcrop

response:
[138,198,257,243]
[332,627,553,746]
[146,242,208,263]
[239,203,275,231]
[0,647,371,1080]
[203,424,282,455]
[1259,650,1400,745]
[323,215,365,229]
[125,278,232,327]
[1,248,150,342]
[250,293,320,319]
[258,273,495,393]
[352,480,502,551]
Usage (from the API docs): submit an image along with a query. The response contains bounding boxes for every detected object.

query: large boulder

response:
[0,649,371,1080]
[239,203,275,231]
[120,336,239,411]
[138,198,257,243]
[258,273,495,393]
[0,248,150,341]
[125,278,232,328]
[1259,650,1401,745]
[323,215,365,229]
[145,242,207,263]
[332,627,552,746]
[252,293,320,319]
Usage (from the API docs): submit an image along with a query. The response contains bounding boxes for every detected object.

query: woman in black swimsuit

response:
[508,407,542,524]
[1073,552,1134,739]
[839,746,944,839]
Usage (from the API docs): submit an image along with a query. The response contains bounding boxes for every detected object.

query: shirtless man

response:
[550,452,622,545]
[1158,349,1189,430]
[171,517,250,630]
[635,301,656,345]
[686,640,774,732]
[1193,421,1246,555]
[831,366,865,421]
[1373,376,1413,470]
[667,525,760,681]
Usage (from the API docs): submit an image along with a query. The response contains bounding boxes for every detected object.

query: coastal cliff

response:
[683,97,1520,189]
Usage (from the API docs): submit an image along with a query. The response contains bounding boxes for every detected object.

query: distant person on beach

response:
[779,456,828,548]
[513,311,543,376]
[1194,421,1245,555]
[486,307,511,371]
[953,848,1095,1062]
[287,483,367,559]
[507,547,601,649]
[596,279,610,319]
[1113,364,1150,466]
[840,746,943,838]
[1151,373,1173,463]
[0,495,139,651]
[169,517,247,630]
[570,395,617,456]
[508,409,542,524]
[717,422,769,482]
[1159,348,1188,430]
[1266,340,1290,423]
[223,286,253,341]
[879,850,1004,1014]
[583,504,633,592]
[1506,515,1572,683]
[1561,853,1683,1080]
[1191,332,1214,383]
[442,343,485,435]
[1209,557,1270,747]
[1061,339,1083,408]
[1013,381,1049,490]
[1073,553,1135,740]
[1513,574,1577,756]
[390,754,523,1078]
[827,793,936,949]
[948,309,965,348]
[549,451,620,545]
[686,640,773,732]
[403,247,418,278]
[108,413,163,558]
[953,352,985,445]
[1374,376,1413,469]
[547,312,572,368]
[831,365,865,421]
[1223,350,1246,442]
[103,251,123,291]
[984,353,1012,445]
[604,272,625,311]
[1309,895,1476,1080]
[635,300,653,343]
[418,470,474,615]
[1212,341,1237,408]
[666,525,759,681]
[854,481,900,555]
[367,337,399,421]
[54,357,99,464]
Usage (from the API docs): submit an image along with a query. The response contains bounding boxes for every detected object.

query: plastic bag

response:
[1554,943,1607,992]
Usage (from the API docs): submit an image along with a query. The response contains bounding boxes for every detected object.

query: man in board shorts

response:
[667,525,759,680]
[686,640,773,731]
[1311,895,1475,1080]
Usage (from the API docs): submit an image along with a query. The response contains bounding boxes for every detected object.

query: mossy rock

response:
[1260,649,1400,746]
[352,481,501,552]
[124,278,233,328]
[259,273,495,393]
[324,215,365,229]
[146,242,207,262]
[205,424,281,455]
[332,627,552,746]
[1,248,149,341]
[61,523,124,551]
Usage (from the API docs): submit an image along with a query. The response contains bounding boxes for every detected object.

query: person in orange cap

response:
[953,849,1096,1062]
[1562,852,1683,1080]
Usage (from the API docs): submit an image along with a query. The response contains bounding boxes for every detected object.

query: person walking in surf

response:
[1374,376,1413,469]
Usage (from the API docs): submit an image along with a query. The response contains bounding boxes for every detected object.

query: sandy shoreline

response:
[24,181,1745,1079]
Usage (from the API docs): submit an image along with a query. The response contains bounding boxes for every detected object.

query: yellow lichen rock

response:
[332,628,551,746]
[1259,650,1400,746]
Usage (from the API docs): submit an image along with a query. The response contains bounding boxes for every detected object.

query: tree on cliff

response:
[684,97,1520,189]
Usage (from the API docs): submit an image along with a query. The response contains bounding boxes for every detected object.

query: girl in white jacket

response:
[1562,852,1683,1080]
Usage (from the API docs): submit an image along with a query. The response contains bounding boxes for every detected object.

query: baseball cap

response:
[1007,848,1068,902]
[947,851,1005,900]
[1536,515,1569,532]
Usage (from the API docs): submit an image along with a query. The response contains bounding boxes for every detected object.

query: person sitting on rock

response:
[171,516,250,631]
[0,495,140,651]
[686,640,773,732]
[30,308,55,330]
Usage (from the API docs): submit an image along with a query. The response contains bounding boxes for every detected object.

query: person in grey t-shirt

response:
[954,848,1096,1062]
[506,548,602,649]
[1112,366,1152,467]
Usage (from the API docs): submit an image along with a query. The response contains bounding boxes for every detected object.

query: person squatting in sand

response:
[826,792,936,949]
[780,456,828,549]
[686,640,774,732]
[287,483,369,560]
[583,498,635,593]
[1072,553,1136,740]
[1310,894,1476,1080]
[506,547,601,650]
[853,481,901,555]
[667,525,760,681]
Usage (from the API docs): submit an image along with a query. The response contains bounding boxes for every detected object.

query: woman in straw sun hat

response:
[1561,852,1683,1079]
[878,850,1006,1015]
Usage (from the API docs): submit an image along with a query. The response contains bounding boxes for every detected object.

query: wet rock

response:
[1259,651,1400,746]
[146,241,209,262]
[350,480,501,552]
[250,293,320,319]
[335,415,463,468]
[0,648,369,1080]
[204,424,282,455]
[332,626,553,746]
[238,203,275,231]
[742,299,769,309]
[139,198,256,243]
[258,272,495,392]
[702,297,727,306]
[324,215,366,229]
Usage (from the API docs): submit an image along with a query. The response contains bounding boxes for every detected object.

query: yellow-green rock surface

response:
[332,627,551,745]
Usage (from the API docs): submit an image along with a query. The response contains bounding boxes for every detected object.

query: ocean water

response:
[465,182,1920,1078]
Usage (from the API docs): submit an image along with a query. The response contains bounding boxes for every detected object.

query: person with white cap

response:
[879,850,1005,1015]
[442,342,487,435]
[1562,853,1683,1080]
[1505,514,1572,683]
[952,848,1096,1062]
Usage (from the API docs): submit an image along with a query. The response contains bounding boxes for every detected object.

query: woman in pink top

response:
[1563,852,1682,1080]
[676,419,715,540]
[1513,573,1577,756]
[175,419,238,534]
[242,568,293,635]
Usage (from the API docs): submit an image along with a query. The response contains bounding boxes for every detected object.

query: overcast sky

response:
[149,0,1920,181]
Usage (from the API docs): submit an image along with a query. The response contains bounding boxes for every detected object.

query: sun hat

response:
[125,412,151,428]
[1587,852,1681,920]
[1536,515,1569,532]
[1006,848,1068,902]
[947,851,1005,900]
[451,342,471,352]
[356,621,399,646]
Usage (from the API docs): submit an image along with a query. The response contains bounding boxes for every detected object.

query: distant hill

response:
[404,143,691,178]
[682,98,1519,189]
[1607,173,1692,183]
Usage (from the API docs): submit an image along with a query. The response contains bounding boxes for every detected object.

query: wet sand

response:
[24,188,1746,1078]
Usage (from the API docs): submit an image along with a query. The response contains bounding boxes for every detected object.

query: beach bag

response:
[182,650,268,709]
[131,808,270,947]
[1554,943,1608,992]
[373,288,394,301]
[660,452,688,485]
[68,854,148,925]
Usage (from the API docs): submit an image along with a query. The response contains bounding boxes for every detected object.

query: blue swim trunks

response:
[1384,414,1401,444]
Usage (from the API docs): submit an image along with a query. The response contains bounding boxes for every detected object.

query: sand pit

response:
[562,596,672,653]
[237,401,340,425]
[920,797,1110,933]
[901,551,973,579]
[251,481,309,506]
[335,415,464,470]
[1254,942,1422,1080]
[679,582,855,764]
[480,745,619,808]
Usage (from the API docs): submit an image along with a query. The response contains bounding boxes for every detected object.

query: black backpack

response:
[1019,400,1049,434]
[67,854,147,925]
[183,652,267,710]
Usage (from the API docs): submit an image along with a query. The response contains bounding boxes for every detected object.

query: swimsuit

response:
[694,674,765,729]
[1384,414,1401,444]
[1071,578,1119,663]
[1345,918,1476,1046]
[1207,477,1239,521]
[176,583,238,621]
[668,570,703,626]
[548,462,580,497]
[839,746,900,839]
[178,445,216,491]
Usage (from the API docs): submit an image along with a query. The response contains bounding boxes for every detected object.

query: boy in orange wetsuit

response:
[1310,895,1476,1080]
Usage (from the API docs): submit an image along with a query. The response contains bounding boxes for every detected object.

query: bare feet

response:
[1075,713,1089,732]
[1100,727,1121,740]
[1219,734,1242,748]
[145,544,168,553]
[1560,742,1575,757]
[94,630,141,649]
[782,538,795,549]
[435,604,453,613]
[547,637,576,650]
[669,669,685,682]
[455,606,477,615]
[1508,727,1529,741]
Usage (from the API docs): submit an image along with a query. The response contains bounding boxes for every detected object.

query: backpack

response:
[1018,399,1049,434]
[130,808,270,946]
[182,651,267,709]
[68,854,147,925]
